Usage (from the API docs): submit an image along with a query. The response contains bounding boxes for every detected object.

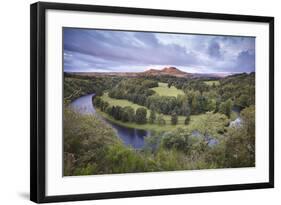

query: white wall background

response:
[0,0,279,204]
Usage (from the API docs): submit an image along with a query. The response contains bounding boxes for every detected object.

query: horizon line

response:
[64,70,255,74]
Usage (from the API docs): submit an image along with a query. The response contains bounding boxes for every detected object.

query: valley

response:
[64,67,255,175]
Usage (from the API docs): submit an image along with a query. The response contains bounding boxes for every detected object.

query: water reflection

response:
[69,93,150,149]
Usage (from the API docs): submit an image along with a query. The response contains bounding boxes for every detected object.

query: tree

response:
[168,82,172,88]
[171,113,178,125]
[219,99,233,118]
[224,106,255,167]
[184,114,190,125]
[105,106,112,115]
[93,96,101,108]
[122,106,135,122]
[63,108,119,175]
[135,108,147,124]
[120,107,130,122]
[236,94,249,108]
[102,101,109,111]
[99,100,104,111]
[214,98,221,113]
[192,112,228,142]
[197,95,208,113]
[181,100,190,116]
[149,110,156,124]
[146,95,177,115]
[162,128,192,152]
[112,106,122,120]
[208,99,216,112]
[107,78,159,107]
[157,114,166,125]
[190,91,200,114]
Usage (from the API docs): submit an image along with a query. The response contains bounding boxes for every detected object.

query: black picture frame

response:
[30,1,274,203]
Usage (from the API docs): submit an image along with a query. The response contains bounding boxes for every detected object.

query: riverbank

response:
[68,92,233,135]
[96,108,186,132]
[96,108,230,134]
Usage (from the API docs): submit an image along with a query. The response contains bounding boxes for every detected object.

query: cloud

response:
[235,50,255,72]
[63,28,255,73]
[208,41,222,59]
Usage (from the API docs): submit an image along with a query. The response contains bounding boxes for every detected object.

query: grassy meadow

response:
[99,90,230,133]
[204,80,220,86]
[101,92,146,111]
[151,82,184,97]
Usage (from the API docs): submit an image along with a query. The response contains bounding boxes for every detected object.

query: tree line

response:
[93,96,147,124]
[64,75,120,102]
[116,73,253,117]
[93,96,191,126]
[66,73,255,123]
[108,78,158,106]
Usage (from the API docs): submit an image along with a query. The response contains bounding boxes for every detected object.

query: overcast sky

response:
[63,28,255,73]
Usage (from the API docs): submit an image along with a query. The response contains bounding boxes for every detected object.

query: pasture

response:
[151,82,184,97]
[204,80,220,86]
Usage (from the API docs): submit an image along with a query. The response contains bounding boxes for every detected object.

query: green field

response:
[101,92,185,120]
[151,82,184,97]
[100,92,186,131]
[98,92,229,132]
[204,80,220,86]
[101,93,145,110]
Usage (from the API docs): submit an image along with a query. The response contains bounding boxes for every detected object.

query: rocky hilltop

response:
[141,66,192,78]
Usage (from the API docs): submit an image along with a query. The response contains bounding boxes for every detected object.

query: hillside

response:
[141,66,192,78]
[65,66,234,79]
[66,66,193,78]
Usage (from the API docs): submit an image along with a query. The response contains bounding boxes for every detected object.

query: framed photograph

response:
[30,2,274,203]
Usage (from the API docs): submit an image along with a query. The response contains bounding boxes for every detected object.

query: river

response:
[69,93,150,149]
[69,93,241,149]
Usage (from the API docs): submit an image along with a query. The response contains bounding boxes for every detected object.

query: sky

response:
[63,28,255,73]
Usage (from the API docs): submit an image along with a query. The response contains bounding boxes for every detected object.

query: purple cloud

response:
[208,41,222,59]
[63,28,255,73]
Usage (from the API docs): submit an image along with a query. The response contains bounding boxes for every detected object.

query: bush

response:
[149,110,156,124]
[135,108,147,124]
[161,128,202,153]
[122,106,135,122]
[157,114,166,125]
[184,115,190,125]
[171,113,178,125]
[219,99,233,118]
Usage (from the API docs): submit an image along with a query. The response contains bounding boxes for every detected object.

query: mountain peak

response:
[162,66,185,74]
[163,66,177,70]
[143,66,191,78]
[145,68,159,72]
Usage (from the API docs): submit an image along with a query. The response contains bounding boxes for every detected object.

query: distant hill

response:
[65,66,234,79]
[140,67,192,78]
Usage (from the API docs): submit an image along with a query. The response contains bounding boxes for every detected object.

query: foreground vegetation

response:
[64,105,255,175]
